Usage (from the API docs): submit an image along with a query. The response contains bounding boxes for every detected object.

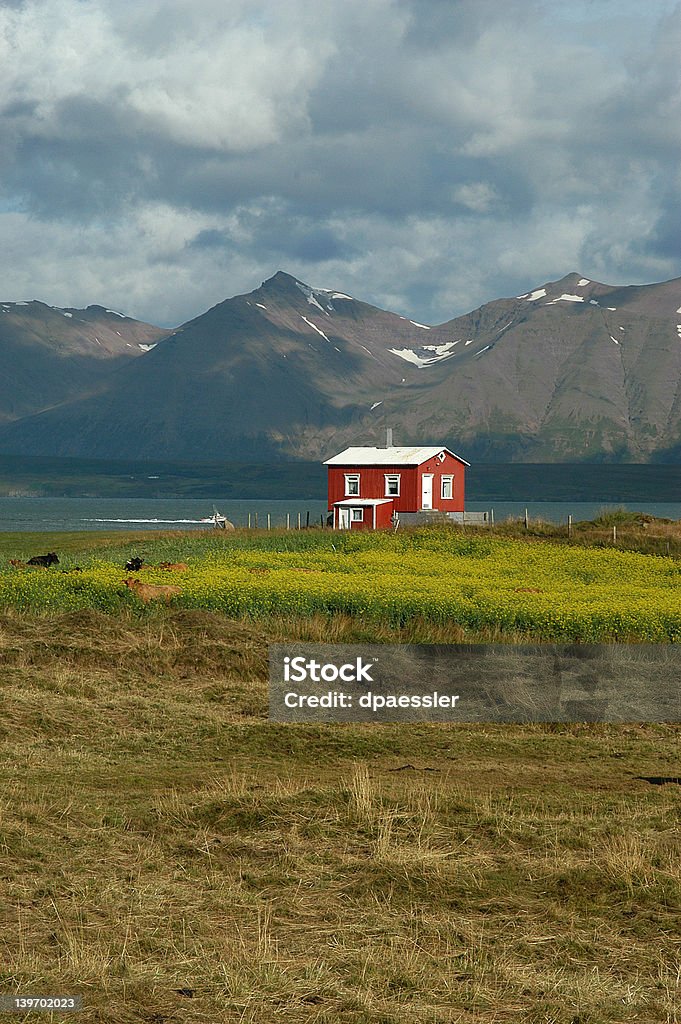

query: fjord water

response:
[0,497,679,532]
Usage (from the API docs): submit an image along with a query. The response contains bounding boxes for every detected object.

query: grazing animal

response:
[158,562,188,571]
[125,556,145,572]
[9,559,27,569]
[27,552,59,567]
[123,578,181,604]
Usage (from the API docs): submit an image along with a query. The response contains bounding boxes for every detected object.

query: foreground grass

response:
[0,607,678,1023]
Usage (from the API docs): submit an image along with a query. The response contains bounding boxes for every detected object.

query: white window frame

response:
[351,507,364,522]
[344,473,360,496]
[384,473,401,497]
[441,475,454,499]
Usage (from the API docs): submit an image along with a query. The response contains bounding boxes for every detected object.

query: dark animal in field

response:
[27,553,59,567]
[9,559,27,569]
[123,578,181,604]
[125,557,145,572]
[158,561,189,571]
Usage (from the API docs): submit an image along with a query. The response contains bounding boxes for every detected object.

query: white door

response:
[338,508,350,529]
[421,474,433,510]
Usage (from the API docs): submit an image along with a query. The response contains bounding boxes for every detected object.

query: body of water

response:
[0,496,678,532]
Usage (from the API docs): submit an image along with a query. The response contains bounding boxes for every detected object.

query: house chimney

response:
[385,427,393,448]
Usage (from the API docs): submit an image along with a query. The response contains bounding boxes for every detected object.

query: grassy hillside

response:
[0,527,678,1022]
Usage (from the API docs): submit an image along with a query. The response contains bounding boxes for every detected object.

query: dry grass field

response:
[0,588,678,1023]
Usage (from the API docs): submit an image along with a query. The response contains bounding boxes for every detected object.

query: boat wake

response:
[82,517,207,524]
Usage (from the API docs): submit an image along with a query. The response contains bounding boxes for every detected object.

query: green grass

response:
[4,523,681,640]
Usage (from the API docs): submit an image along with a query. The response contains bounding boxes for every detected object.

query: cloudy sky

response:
[2,0,681,326]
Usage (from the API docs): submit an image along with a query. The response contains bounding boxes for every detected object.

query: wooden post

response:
[666,540,670,556]
[267,513,271,531]
[248,512,251,529]
[612,525,617,544]
[254,512,258,529]
[490,508,494,527]
[320,514,324,529]
[524,508,529,530]
[306,510,310,528]
[568,514,572,539]
[286,513,290,530]
[297,512,301,530]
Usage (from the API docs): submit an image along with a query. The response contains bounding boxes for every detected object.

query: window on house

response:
[384,474,400,496]
[441,475,454,499]
[351,508,364,522]
[345,474,360,496]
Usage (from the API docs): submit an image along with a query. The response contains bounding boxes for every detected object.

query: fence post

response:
[320,514,324,529]
[306,510,310,528]
[612,525,617,544]
[666,540,670,556]
[568,514,572,539]
[248,512,251,529]
[267,513,271,531]
[254,512,258,529]
[297,512,301,530]
[490,508,494,527]
[524,508,529,530]
[286,512,290,530]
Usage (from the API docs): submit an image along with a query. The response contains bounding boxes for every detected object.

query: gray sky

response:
[2,0,681,326]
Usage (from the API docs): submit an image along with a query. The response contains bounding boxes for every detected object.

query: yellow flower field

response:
[2,530,681,641]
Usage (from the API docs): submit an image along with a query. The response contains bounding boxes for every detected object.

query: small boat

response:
[200,508,227,529]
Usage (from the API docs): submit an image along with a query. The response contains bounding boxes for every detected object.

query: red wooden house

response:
[324,438,469,530]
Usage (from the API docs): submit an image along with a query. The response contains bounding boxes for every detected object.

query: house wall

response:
[327,453,465,513]
[333,502,393,530]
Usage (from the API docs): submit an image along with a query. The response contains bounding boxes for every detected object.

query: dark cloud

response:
[0,0,679,326]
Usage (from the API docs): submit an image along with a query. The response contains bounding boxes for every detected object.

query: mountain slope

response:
[1,271,681,462]
[0,273,438,460]
[0,301,170,423]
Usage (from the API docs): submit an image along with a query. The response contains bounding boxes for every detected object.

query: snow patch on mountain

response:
[294,280,332,315]
[577,279,590,286]
[389,341,458,368]
[546,294,584,304]
[523,288,547,301]
[138,343,157,351]
[105,309,127,318]
[410,320,431,330]
[370,401,383,410]
[301,315,330,342]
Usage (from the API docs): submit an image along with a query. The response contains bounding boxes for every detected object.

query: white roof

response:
[333,498,393,506]
[324,445,470,466]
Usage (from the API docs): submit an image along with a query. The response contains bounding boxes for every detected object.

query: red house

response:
[324,438,469,530]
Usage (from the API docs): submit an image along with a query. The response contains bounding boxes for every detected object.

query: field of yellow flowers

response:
[2,528,681,641]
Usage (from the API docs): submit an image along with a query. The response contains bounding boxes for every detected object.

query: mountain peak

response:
[260,270,302,290]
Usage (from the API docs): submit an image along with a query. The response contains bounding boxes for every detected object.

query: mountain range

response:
[1,270,681,463]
